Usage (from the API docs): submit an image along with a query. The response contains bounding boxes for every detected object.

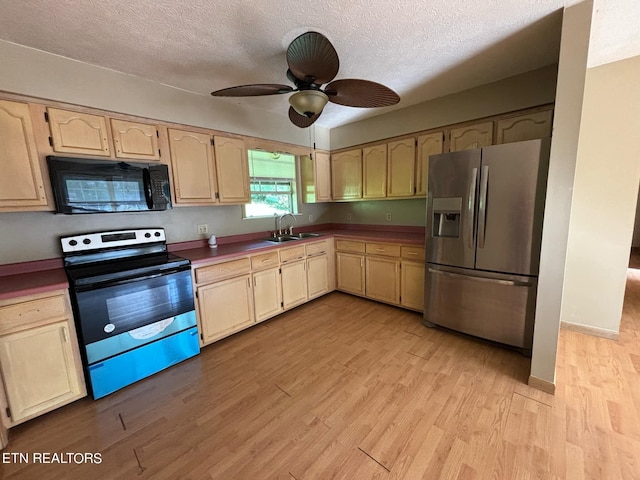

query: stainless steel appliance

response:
[424,138,551,353]
[62,228,199,399]
[47,156,172,214]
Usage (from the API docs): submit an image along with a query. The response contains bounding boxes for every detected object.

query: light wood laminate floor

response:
[2,262,640,479]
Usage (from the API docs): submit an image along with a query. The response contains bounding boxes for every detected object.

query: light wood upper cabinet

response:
[449,121,493,152]
[387,138,416,197]
[213,135,250,204]
[0,100,47,208]
[168,128,217,204]
[496,110,553,144]
[416,132,444,197]
[331,149,362,200]
[46,107,111,156]
[110,119,160,160]
[301,150,332,203]
[363,144,387,199]
[0,291,85,427]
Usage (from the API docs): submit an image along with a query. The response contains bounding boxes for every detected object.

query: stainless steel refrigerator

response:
[424,138,551,353]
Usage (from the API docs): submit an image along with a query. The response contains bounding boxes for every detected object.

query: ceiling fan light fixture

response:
[289,90,329,118]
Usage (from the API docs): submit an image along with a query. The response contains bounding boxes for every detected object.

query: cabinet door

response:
[253,267,283,322]
[197,274,254,344]
[0,100,47,208]
[110,119,160,160]
[400,261,425,311]
[365,256,400,304]
[213,135,250,204]
[387,138,416,197]
[496,110,553,144]
[314,151,332,202]
[168,129,218,204]
[331,149,362,200]
[281,261,308,310]
[416,132,444,197]
[46,107,111,156]
[449,121,493,152]
[307,254,329,299]
[336,252,365,295]
[363,144,387,198]
[0,321,83,424]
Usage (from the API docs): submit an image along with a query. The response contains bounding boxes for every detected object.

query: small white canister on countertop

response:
[208,234,218,248]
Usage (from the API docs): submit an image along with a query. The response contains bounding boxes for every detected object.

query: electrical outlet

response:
[346,213,352,221]
[308,214,314,222]
[386,213,392,221]
[197,224,208,235]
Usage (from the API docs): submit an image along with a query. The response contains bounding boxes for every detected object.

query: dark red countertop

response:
[0,224,425,300]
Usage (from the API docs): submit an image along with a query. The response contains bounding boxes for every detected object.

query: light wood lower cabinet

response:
[400,261,425,311]
[336,252,365,295]
[253,267,283,322]
[281,261,308,309]
[365,256,400,304]
[307,254,330,299]
[197,274,254,344]
[0,290,85,430]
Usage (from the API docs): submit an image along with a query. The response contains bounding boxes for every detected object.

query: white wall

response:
[560,55,640,334]
[530,0,593,388]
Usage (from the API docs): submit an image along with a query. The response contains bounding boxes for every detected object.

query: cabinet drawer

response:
[279,246,306,264]
[251,251,279,271]
[194,257,250,284]
[335,239,365,254]
[305,240,328,257]
[0,292,70,334]
[401,246,425,261]
[366,242,401,257]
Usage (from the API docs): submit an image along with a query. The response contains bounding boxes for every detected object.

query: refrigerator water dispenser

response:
[432,197,462,238]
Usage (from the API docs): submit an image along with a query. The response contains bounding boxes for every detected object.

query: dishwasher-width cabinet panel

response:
[336,252,365,295]
[0,321,84,425]
[168,129,218,204]
[0,100,48,208]
[253,267,283,322]
[197,274,254,344]
[365,256,400,305]
[281,261,308,310]
[110,119,160,160]
[307,254,330,299]
[46,107,111,157]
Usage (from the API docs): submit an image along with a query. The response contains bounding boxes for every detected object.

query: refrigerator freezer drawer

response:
[424,265,537,350]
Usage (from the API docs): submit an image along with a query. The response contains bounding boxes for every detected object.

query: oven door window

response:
[74,269,194,345]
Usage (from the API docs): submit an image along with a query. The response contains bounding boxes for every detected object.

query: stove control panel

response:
[61,228,166,253]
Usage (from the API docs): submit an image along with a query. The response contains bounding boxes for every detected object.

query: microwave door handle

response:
[142,168,154,209]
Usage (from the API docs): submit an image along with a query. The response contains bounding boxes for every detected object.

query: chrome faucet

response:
[277,213,296,235]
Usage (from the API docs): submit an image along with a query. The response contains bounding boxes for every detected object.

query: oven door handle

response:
[74,267,190,291]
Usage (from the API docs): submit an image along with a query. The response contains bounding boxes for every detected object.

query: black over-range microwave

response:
[47,156,172,214]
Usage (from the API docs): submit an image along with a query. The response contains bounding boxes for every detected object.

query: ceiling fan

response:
[211,31,400,128]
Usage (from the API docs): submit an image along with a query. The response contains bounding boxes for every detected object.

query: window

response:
[244,150,299,218]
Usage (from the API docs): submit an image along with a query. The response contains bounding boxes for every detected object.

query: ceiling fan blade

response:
[287,32,339,85]
[324,79,400,108]
[211,84,294,97]
[288,107,321,128]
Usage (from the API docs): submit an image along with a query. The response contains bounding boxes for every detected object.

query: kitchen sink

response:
[263,232,320,243]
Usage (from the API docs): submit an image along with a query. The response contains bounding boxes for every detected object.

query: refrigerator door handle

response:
[427,268,534,287]
[467,168,478,249]
[478,165,489,248]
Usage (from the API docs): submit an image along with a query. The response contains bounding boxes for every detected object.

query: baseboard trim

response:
[528,375,556,395]
[560,321,619,340]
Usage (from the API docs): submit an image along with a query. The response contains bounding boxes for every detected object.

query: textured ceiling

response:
[0,0,637,128]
